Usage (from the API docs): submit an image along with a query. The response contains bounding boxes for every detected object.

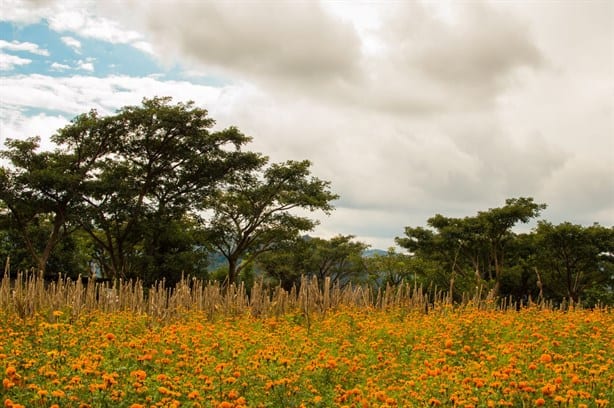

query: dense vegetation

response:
[1,97,613,306]
[2,291,613,407]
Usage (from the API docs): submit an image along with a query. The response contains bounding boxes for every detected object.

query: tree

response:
[365,247,416,286]
[203,159,338,285]
[534,221,614,304]
[475,197,546,295]
[306,235,369,285]
[256,235,369,290]
[396,197,545,299]
[55,97,261,281]
[0,136,102,275]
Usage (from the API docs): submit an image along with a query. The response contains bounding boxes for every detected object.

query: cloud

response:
[0,39,50,56]
[0,105,68,151]
[0,52,32,70]
[2,0,153,53]
[0,73,239,122]
[77,59,94,72]
[48,9,143,44]
[50,62,71,71]
[117,1,362,83]
[61,36,82,51]
[1,0,612,249]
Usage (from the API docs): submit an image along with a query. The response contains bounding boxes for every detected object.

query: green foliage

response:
[257,235,369,290]
[203,159,339,285]
[396,198,614,305]
[533,221,614,305]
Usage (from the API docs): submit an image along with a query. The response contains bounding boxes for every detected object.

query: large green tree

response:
[203,159,338,285]
[57,97,261,281]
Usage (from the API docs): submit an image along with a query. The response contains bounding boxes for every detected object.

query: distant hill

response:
[362,249,387,258]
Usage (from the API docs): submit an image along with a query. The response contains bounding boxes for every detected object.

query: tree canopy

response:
[1,97,612,306]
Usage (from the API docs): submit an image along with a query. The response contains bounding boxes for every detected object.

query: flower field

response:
[2,304,613,408]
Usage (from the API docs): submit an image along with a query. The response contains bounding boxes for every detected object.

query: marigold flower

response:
[5,367,16,377]
[51,390,65,398]
[131,370,147,381]
[105,333,116,341]
[539,353,552,363]
[534,398,546,406]
[428,398,442,406]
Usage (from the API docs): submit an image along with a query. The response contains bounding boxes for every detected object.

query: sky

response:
[1,0,613,250]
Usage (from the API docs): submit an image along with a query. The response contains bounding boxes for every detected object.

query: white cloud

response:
[0,73,235,118]
[0,105,68,151]
[0,39,49,56]
[61,36,82,51]
[0,52,31,70]
[50,62,71,70]
[77,59,94,72]
[48,9,143,44]
[1,0,154,54]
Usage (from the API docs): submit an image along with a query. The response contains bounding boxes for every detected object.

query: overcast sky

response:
[1,0,613,249]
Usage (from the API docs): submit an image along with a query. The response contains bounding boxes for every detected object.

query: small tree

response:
[203,160,338,285]
[534,221,614,304]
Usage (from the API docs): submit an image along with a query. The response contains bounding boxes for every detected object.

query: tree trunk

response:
[227,257,238,286]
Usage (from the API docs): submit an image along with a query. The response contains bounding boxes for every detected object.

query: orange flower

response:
[5,367,16,377]
[105,333,116,341]
[51,390,65,398]
[131,370,147,381]
[539,353,552,363]
[535,398,546,406]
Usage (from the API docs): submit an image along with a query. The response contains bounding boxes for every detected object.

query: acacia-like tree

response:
[203,159,338,285]
[1,97,262,282]
[397,197,546,298]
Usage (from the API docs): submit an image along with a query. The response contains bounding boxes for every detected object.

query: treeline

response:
[1,98,613,306]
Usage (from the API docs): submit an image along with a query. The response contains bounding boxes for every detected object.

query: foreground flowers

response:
[1,306,612,407]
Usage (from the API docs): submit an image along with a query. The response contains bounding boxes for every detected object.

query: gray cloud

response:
[1,0,612,249]
[125,1,362,84]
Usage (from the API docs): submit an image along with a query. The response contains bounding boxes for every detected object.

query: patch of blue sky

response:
[0,21,160,78]
[21,106,73,118]
[1,20,231,86]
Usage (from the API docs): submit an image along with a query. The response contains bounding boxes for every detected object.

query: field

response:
[1,276,613,407]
